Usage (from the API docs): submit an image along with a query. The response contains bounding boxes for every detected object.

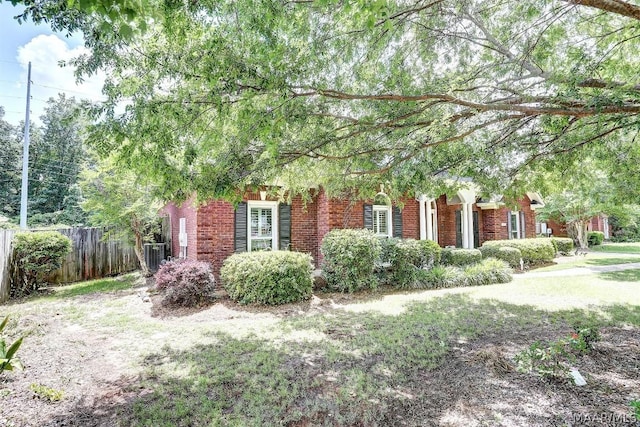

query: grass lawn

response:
[533,253,640,272]
[2,268,640,426]
[590,242,640,254]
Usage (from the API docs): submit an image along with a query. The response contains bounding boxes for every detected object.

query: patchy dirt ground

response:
[1,271,639,427]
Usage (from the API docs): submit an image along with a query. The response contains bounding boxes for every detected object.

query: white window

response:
[248,201,278,251]
[373,205,392,237]
[510,211,521,239]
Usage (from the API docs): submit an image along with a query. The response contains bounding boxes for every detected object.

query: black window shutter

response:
[455,210,462,247]
[473,210,480,248]
[392,206,403,238]
[279,203,291,250]
[520,211,526,239]
[363,204,373,230]
[234,202,247,253]
[507,210,512,239]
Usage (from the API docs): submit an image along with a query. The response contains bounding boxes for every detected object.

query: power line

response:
[0,59,20,65]
[32,82,107,100]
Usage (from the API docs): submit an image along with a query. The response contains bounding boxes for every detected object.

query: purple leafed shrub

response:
[154,259,216,307]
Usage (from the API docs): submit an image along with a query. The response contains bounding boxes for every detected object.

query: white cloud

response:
[16,34,106,120]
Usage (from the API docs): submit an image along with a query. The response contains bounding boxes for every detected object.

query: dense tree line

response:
[0,95,87,227]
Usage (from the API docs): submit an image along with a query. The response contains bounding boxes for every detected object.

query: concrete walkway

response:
[514,262,640,279]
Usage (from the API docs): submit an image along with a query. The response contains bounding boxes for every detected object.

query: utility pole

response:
[19,61,32,230]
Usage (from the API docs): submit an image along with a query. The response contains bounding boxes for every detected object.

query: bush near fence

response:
[1,227,142,303]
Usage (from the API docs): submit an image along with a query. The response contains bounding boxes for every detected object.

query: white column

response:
[426,199,434,241]
[461,203,469,248]
[418,195,427,240]
[466,203,475,249]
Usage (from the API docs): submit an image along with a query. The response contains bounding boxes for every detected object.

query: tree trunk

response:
[131,217,152,277]
[568,220,589,250]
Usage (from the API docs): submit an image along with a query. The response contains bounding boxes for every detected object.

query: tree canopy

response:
[13,0,640,202]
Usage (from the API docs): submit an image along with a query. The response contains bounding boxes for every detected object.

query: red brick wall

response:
[546,219,568,237]
[400,197,420,239]
[489,197,537,240]
[436,195,458,247]
[291,194,319,266]
[162,199,198,260]
[196,200,235,277]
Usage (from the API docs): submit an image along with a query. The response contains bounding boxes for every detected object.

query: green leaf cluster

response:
[0,317,24,374]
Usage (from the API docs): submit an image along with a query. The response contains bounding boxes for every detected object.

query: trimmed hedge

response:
[422,258,512,289]
[479,245,522,268]
[588,231,605,246]
[481,238,555,266]
[155,259,216,307]
[321,229,381,292]
[12,231,72,297]
[441,248,482,266]
[550,237,574,255]
[221,251,314,305]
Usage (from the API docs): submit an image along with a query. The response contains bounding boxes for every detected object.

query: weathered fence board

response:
[48,228,140,284]
[0,229,16,303]
[0,227,140,303]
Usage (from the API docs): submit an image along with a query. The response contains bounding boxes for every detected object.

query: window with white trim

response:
[373,205,392,237]
[248,201,278,251]
[510,211,521,239]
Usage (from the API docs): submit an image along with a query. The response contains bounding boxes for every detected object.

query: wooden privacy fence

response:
[0,229,16,303]
[0,227,140,303]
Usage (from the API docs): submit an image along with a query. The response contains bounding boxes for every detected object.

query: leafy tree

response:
[537,166,615,249]
[11,1,640,202]
[80,154,161,276]
[27,95,87,219]
[67,0,640,202]
[0,107,21,217]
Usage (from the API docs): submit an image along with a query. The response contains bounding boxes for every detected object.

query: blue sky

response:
[0,3,105,126]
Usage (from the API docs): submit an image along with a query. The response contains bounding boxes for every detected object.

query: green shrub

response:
[222,251,314,305]
[441,248,482,266]
[550,237,574,256]
[11,231,72,297]
[421,265,462,289]
[463,258,512,286]
[155,259,216,307]
[321,229,381,292]
[378,237,400,265]
[587,231,605,246]
[481,238,555,266]
[0,316,23,374]
[479,245,522,268]
[418,240,442,266]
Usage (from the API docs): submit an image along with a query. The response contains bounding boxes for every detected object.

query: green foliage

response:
[49,0,640,204]
[387,239,442,289]
[221,251,314,305]
[0,107,21,217]
[587,231,605,246]
[29,383,64,402]
[479,245,522,268]
[377,237,400,265]
[515,326,600,381]
[514,340,570,380]
[0,317,24,374]
[631,400,640,421]
[440,248,482,267]
[11,231,72,297]
[155,259,216,308]
[550,237,574,256]
[80,154,161,276]
[462,258,512,286]
[421,265,461,289]
[482,239,555,266]
[321,229,381,293]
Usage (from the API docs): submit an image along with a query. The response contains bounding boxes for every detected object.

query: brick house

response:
[539,214,611,239]
[163,188,544,277]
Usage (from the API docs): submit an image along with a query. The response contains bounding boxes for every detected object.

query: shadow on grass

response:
[591,243,640,254]
[50,274,139,299]
[598,268,640,283]
[44,294,640,427]
[585,257,640,267]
